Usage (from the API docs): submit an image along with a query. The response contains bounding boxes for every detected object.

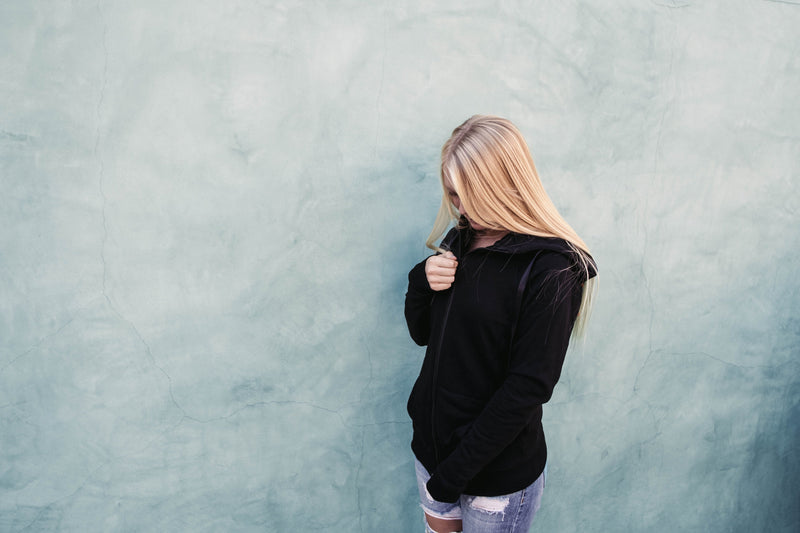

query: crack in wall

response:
[1,316,77,374]
[652,0,692,8]
[13,395,376,531]
[180,398,350,427]
[0,130,34,142]
[355,427,366,533]
[372,8,387,161]
[634,15,679,397]
[15,414,187,532]
[90,0,191,425]
[95,0,109,300]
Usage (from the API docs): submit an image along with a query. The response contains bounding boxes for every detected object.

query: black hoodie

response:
[405,226,597,503]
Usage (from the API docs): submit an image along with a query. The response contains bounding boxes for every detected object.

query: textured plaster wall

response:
[1,1,798,531]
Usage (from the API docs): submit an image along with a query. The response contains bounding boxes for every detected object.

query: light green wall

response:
[1,1,798,531]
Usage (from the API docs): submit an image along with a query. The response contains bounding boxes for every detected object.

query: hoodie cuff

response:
[408,258,434,293]
[426,472,461,504]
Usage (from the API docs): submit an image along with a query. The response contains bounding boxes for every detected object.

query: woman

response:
[404,115,597,533]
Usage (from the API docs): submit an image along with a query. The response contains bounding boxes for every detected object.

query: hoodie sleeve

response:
[404,257,436,346]
[425,252,585,502]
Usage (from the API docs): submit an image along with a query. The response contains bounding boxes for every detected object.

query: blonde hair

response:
[426,115,596,337]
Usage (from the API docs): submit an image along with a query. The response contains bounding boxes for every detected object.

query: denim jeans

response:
[414,458,545,533]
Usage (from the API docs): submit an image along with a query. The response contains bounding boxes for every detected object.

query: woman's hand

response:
[425,251,458,291]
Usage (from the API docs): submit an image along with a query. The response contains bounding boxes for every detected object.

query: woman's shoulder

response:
[529,248,596,286]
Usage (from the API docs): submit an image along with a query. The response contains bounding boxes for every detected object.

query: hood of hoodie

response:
[441,225,598,279]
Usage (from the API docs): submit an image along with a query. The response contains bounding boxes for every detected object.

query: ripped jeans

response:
[414,458,545,533]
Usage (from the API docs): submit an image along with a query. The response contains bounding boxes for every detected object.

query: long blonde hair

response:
[426,115,596,336]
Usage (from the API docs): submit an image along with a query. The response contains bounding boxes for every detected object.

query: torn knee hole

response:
[426,526,462,533]
[424,514,462,533]
[468,495,510,514]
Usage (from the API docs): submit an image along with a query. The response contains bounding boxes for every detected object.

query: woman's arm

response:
[405,251,458,346]
[426,253,584,502]
[404,259,435,346]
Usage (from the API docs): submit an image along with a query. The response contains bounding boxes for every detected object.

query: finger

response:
[431,256,457,269]
[428,266,456,276]
[440,252,458,266]
[426,262,456,276]
[429,259,456,270]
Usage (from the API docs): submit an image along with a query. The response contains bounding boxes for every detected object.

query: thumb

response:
[442,251,457,260]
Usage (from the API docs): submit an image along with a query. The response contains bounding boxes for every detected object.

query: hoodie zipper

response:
[430,235,464,467]
[430,282,455,467]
